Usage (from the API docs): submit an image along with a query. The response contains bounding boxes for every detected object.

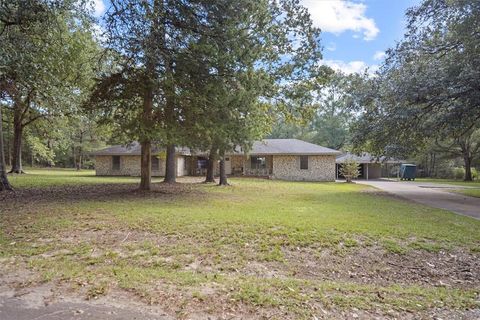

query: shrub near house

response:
[339,160,360,183]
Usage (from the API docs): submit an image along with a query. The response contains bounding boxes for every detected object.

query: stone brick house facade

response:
[92,139,341,181]
[93,143,190,177]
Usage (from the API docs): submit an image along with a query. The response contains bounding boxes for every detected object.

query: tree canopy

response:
[351,0,480,180]
[89,0,325,188]
[0,0,99,173]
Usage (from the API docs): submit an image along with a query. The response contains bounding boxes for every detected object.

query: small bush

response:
[433,160,456,179]
[453,167,465,180]
[472,168,478,180]
[436,168,454,179]
[339,160,360,183]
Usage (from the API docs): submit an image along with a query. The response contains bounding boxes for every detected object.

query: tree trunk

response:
[431,153,436,177]
[77,132,83,170]
[5,111,11,167]
[164,144,176,183]
[10,118,23,174]
[138,0,164,190]
[205,147,217,183]
[139,84,153,190]
[72,146,77,169]
[140,140,152,190]
[464,155,473,181]
[78,151,82,171]
[0,104,13,191]
[218,150,229,186]
[139,88,153,190]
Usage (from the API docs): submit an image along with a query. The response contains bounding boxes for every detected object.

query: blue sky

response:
[91,0,420,74]
[301,0,421,73]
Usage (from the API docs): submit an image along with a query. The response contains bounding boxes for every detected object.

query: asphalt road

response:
[356,180,480,219]
[0,289,172,320]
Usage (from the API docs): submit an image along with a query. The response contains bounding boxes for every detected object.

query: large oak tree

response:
[351,0,480,180]
[0,0,98,174]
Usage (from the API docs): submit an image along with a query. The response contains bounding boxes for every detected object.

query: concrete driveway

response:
[0,288,172,320]
[356,180,480,219]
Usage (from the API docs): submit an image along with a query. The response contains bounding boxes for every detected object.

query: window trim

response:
[197,157,208,169]
[300,155,308,170]
[250,156,266,169]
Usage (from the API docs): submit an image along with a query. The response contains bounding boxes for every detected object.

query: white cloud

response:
[373,50,386,61]
[326,42,337,51]
[302,0,379,41]
[91,0,105,17]
[322,59,378,75]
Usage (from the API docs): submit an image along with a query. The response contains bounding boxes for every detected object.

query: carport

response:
[336,153,401,180]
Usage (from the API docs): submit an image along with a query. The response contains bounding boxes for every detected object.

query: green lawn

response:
[416,177,480,187]
[450,188,480,198]
[1,170,479,318]
[416,178,480,198]
[7,167,164,188]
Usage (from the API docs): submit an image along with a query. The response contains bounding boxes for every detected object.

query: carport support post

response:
[366,163,369,180]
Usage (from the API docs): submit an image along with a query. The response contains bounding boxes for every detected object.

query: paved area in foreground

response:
[0,286,171,320]
[356,180,480,219]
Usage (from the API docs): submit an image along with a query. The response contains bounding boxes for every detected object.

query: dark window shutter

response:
[300,156,308,170]
[112,156,121,170]
[151,156,159,171]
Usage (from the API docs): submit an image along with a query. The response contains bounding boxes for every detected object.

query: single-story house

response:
[93,143,191,177]
[335,152,402,180]
[92,139,341,181]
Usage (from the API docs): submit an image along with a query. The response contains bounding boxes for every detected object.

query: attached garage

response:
[336,153,402,180]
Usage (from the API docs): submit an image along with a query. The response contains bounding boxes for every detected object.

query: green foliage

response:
[452,188,480,199]
[0,0,100,172]
[339,160,360,183]
[25,135,55,165]
[92,0,325,150]
[351,0,480,167]
[1,1,98,108]
[453,167,465,180]
[268,72,357,150]
[472,168,478,180]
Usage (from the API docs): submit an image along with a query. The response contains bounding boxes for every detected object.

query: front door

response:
[224,157,232,175]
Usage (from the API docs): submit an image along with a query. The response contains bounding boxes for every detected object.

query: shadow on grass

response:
[0,182,206,209]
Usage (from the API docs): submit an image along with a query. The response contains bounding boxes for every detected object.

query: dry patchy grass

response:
[1,170,479,319]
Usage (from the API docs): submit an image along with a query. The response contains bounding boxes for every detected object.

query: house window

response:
[251,156,266,169]
[300,155,308,170]
[151,156,160,171]
[112,156,121,171]
[197,157,208,169]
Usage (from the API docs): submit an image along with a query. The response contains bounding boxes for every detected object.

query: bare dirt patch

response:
[283,246,479,289]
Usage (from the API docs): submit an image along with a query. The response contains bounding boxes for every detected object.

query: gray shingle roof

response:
[92,142,191,156]
[92,139,340,156]
[336,152,402,164]
[245,139,341,155]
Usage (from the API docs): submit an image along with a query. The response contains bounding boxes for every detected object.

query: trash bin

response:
[399,164,416,181]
